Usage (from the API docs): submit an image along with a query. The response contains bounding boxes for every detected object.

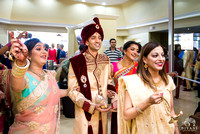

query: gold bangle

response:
[11,59,30,78]
[135,105,143,114]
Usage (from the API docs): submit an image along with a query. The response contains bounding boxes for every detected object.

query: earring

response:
[28,57,31,61]
[144,63,148,70]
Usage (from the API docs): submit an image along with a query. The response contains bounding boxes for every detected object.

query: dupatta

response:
[9,71,60,134]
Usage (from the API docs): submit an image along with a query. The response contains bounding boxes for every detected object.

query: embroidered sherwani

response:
[68,51,116,134]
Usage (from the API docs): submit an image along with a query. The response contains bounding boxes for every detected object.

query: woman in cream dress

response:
[118,42,179,134]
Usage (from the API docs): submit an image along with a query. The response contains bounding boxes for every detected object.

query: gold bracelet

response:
[11,59,30,78]
[135,105,143,114]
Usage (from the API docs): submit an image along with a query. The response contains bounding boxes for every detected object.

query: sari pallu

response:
[112,61,138,92]
[111,61,137,134]
[9,71,60,134]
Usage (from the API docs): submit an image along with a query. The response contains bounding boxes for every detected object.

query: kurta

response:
[118,74,175,134]
[68,51,116,134]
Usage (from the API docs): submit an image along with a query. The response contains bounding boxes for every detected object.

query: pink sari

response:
[112,61,138,92]
[9,71,60,134]
[111,61,138,134]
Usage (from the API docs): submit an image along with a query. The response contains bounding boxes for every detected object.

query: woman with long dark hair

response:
[118,42,179,134]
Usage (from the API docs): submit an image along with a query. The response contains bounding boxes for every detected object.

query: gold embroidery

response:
[53,86,57,94]
[24,75,30,89]
[40,123,50,134]
[32,80,38,86]
[17,74,48,113]
[34,106,45,114]
[27,121,39,131]
[98,54,109,62]
[55,105,58,114]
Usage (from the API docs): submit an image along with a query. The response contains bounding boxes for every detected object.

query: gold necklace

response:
[152,78,171,116]
[29,70,45,80]
[120,60,134,67]
[152,78,162,87]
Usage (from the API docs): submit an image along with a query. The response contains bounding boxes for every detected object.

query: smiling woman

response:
[118,42,179,134]
[8,34,68,134]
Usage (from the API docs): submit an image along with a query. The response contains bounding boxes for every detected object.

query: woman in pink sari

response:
[8,35,67,134]
[111,41,141,134]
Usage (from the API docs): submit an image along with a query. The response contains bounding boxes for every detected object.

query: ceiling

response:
[73,0,129,5]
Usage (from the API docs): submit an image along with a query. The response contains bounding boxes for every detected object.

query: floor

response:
[60,86,200,134]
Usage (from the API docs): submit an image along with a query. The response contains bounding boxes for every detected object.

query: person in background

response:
[68,17,117,134]
[0,89,5,134]
[111,41,141,134]
[74,44,85,56]
[56,44,61,64]
[118,42,179,134]
[48,43,57,63]
[181,50,194,91]
[104,38,122,63]
[8,35,68,133]
[43,43,49,69]
[58,44,66,63]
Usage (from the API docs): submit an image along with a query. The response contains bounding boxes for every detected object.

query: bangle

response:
[11,59,30,78]
[7,42,12,48]
[135,105,143,114]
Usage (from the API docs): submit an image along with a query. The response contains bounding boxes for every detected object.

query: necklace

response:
[152,78,162,87]
[152,78,171,116]
[120,60,134,67]
[29,70,45,80]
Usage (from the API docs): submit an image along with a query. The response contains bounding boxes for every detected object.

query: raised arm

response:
[10,32,29,92]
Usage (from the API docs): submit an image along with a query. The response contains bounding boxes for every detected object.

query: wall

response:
[0,23,67,45]
[0,0,199,51]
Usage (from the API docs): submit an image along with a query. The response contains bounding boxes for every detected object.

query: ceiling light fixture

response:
[102,2,106,5]
[82,0,85,2]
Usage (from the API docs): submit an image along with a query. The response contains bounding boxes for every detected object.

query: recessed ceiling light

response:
[82,0,85,2]
[102,2,106,5]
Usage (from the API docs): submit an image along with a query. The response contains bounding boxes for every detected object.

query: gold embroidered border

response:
[17,74,49,113]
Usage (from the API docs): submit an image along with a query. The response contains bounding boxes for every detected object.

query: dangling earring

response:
[144,63,148,70]
[28,57,31,61]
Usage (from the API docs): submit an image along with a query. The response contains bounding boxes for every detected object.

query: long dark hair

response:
[136,42,168,89]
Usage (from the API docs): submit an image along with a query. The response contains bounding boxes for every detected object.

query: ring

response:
[8,52,14,61]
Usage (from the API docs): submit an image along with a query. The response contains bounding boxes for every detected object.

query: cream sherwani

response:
[118,74,175,134]
[68,51,116,134]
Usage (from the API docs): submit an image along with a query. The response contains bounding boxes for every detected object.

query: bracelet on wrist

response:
[6,42,12,48]
[11,59,30,78]
[135,105,144,114]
